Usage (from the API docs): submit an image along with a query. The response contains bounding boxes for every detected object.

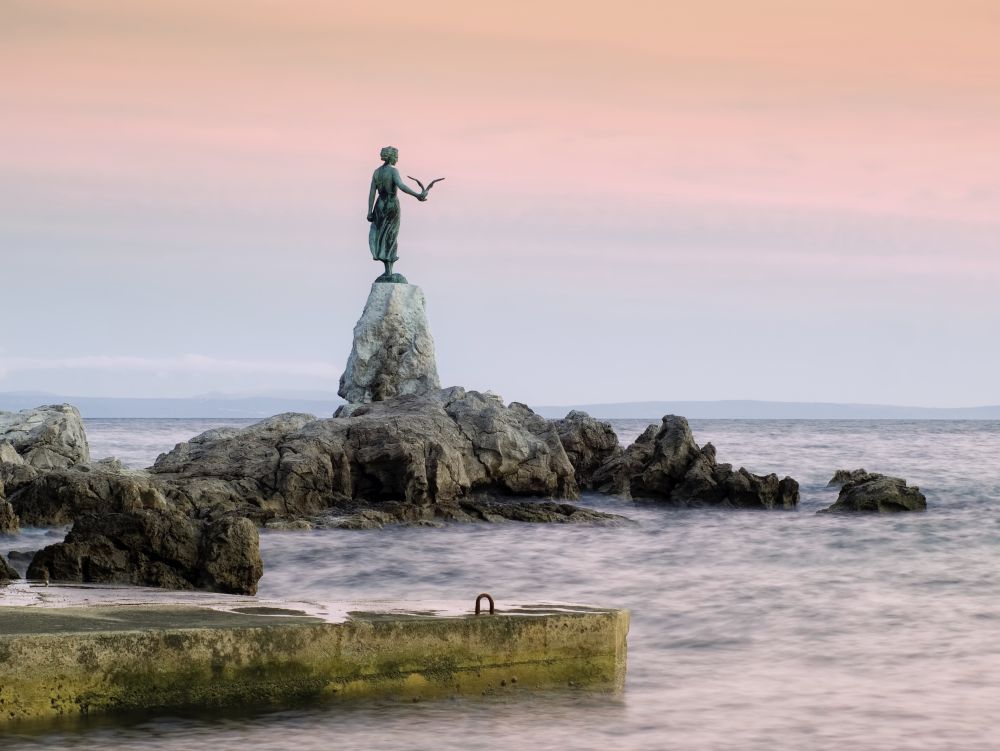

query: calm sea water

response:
[4,418,1000,750]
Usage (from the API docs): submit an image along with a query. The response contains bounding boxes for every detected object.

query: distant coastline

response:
[1,392,998,420]
[533,400,1000,420]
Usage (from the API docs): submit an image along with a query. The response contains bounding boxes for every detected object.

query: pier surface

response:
[0,584,628,724]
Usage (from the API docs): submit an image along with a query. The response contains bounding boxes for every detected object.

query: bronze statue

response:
[367,146,443,283]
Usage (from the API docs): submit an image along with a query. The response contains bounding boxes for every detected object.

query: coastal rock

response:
[27,510,262,595]
[315,498,629,528]
[338,283,441,404]
[551,411,623,490]
[827,468,874,487]
[152,388,578,523]
[0,499,18,535]
[595,415,799,509]
[0,404,90,469]
[820,471,927,513]
[7,462,168,527]
[0,556,18,582]
[0,440,23,466]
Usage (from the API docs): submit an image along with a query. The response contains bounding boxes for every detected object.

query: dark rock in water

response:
[550,411,622,490]
[0,404,90,469]
[827,468,875,488]
[449,499,627,525]
[7,462,167,527]
[0,556,18,581]
[0,499,18,535]
[594,415,799,510]
[6,550,36,564]
[27,510,262,595]
[316,499,629,528]
[820,471,927,513]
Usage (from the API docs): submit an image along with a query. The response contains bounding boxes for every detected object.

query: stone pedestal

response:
[338,283,441,404]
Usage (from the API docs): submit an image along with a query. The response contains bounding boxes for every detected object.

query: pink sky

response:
[2,1,999,405]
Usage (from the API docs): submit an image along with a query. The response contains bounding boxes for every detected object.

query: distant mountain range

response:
[533,400,1000,420]
[1,392,998,420]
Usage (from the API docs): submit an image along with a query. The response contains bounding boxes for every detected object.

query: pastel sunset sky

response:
[2,1,998,405]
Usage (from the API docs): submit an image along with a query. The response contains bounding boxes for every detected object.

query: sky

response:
[2,0,999,407]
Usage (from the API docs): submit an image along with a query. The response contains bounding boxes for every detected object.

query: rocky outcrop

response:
[820,471,927,513]
[0,499,18,535]
[0,556,18,582]
[27,510,262,595]
[551,411,622,490]
[152,388,578,523]
[0,405,89,469]
[339,283,441,404]
[827,468,873,487]
[0,440,22,465]
[6,461,167,527]
[594,415,799,509]
[280,498,628,529]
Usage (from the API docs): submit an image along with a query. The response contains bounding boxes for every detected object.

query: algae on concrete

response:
[0,603,628,725]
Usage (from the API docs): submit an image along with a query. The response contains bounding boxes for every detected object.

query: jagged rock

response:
[7,462,168,527]
[27,510,262,595]
[0,440,23,465]
[594,415,799,510]
[0,461,39,500]
[0,556,18,582]
[828,468,874,487]
[551,411,622,489]
[820,472,927,513]
[152,388,578,523]
[10,391,612,530]
[0,499,18,535]
[338,283,441,404]
[0,404,90,469]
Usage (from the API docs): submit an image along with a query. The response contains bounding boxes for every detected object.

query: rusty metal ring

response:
[475,592,495,615]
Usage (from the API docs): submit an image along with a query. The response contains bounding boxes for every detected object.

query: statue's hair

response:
[380,146,398,161]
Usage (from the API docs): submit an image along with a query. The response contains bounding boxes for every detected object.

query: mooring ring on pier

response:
[475,593,495,615]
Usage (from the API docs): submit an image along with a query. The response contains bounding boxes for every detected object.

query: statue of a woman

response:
[367,146,427,282]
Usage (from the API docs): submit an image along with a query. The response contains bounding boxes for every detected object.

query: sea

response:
[4,417,1000,750]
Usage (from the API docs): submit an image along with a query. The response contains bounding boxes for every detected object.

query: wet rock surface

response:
[0,404,90,469]
[821,470,927,513]
[27,510,262,595]
[593,415,799,509]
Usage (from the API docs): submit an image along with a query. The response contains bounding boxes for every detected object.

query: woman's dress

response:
[369,180,400,264]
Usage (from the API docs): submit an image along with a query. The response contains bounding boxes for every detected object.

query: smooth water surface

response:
[4,418,1000,750]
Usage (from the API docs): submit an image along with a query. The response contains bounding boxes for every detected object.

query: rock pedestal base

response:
[338,283,441,404]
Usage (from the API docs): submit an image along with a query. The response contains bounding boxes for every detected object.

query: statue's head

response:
[380,146,398,165]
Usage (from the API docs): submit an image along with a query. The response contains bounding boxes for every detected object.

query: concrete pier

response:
[0,589,628,725]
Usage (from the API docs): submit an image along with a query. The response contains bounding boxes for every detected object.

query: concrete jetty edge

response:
[0,603,629,724]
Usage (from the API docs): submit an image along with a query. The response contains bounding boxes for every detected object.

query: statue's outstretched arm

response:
[392,168,427,200]
[367,176,377,221]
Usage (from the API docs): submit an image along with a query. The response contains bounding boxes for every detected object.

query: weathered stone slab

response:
[0,599,628,724]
